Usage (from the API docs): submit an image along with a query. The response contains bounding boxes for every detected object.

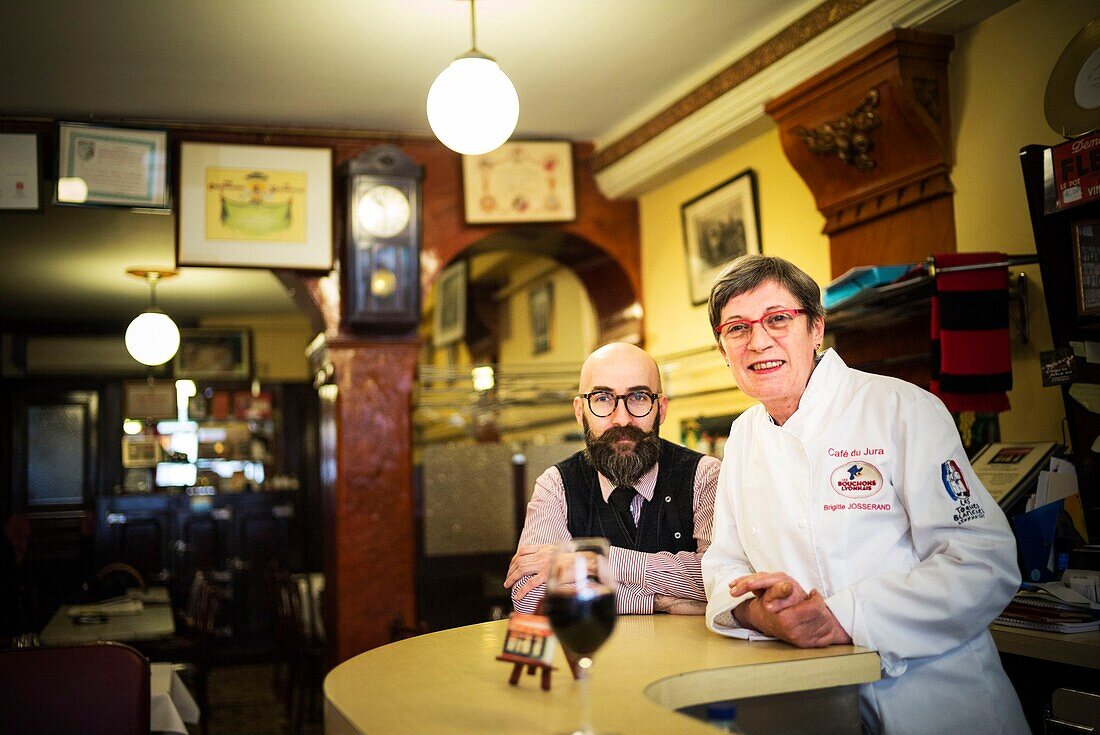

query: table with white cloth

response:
[151,663,200,734]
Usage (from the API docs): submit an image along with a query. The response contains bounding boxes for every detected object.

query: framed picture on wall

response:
[121,435,161,468]
[461,141,575,224]
[56,122,169,209]
[433,260,467,347]
[529,281,554,355]
[1072,219,1100,316]
[681,169,761,305]
[174,328,252,381]
[177,142,332,270]
[0,132,41,210]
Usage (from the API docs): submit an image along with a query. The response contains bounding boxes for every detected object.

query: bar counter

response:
[324,616,880,734]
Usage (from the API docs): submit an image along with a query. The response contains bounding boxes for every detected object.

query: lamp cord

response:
[469,0,478,51]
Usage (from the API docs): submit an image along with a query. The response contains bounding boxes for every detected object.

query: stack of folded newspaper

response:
[67,596,144,617]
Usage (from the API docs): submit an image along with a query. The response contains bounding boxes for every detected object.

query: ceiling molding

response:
[593,0,1002,199]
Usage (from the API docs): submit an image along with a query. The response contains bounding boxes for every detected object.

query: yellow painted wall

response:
[951,0,1094,445]
[200,312,313,382]
[497,255,598,366]
[638,0,1093,448]
[639,129,829,443]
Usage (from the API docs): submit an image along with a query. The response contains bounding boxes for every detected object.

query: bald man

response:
[505,343,720,615]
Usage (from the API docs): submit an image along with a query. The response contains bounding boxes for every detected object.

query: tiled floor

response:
[186,663,322,735]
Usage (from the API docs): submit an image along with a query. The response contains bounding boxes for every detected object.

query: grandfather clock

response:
[341,145,424,332]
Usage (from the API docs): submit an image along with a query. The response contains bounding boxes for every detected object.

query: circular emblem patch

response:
[830,461,884,499]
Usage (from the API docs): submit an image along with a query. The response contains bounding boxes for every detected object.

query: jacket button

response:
[673,532,682,539]
[665,496,672,503]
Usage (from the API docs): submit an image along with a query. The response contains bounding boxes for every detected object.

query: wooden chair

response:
[144,571,221,735]
[0,641,150,735]
[277,573,325,735]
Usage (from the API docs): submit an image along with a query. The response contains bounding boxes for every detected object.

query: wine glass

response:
[544,537,617,735]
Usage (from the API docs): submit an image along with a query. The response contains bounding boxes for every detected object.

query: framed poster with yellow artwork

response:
[177,142,332,270]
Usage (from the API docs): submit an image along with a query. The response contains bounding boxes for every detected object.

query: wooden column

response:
[765,30,956,278]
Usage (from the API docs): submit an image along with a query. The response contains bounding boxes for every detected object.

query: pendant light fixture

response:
[124,267,181,366]
[426,0,519,155]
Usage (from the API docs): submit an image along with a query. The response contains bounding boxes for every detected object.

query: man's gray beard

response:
[582,415,661,487]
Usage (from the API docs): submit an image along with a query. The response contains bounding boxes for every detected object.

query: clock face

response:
[357,184,411,238]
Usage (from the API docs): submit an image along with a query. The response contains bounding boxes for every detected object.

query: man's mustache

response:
[594,425,648,444]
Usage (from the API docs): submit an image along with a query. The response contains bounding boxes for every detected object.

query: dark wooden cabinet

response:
[95,491,299,646]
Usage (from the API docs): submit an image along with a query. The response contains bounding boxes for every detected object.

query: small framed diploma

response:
[462,141,575,224]
[56,122,170,209]
[0,133,41,210]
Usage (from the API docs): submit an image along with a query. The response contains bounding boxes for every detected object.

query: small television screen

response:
[155,462,197,488]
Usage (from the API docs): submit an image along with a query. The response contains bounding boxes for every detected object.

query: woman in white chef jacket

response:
[701,254,1028,735]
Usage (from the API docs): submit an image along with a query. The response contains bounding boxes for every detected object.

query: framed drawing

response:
[529,281,554,355]
[0,133,41,210]
[681,169,761,305]
[433,260,467,347]
[462,141,575,224]
[1072,219,1100,316]
[178,142,333,270]
[174,329,252,381]
[56,123,169,208]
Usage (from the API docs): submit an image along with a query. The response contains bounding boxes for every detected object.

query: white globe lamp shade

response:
[427,54,519,155]
[125,309,181,366]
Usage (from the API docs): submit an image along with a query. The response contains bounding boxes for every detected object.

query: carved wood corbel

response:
[765,29,955,278]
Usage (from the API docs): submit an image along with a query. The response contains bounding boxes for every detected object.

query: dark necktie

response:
[609,486,638,536]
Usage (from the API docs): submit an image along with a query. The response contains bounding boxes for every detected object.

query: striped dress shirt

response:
[511,454,720,614]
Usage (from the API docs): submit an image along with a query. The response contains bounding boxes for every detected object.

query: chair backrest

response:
[0,641,151,735]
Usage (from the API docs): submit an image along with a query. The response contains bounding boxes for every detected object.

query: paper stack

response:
[67,596,144,617]
[995,584,1100,634]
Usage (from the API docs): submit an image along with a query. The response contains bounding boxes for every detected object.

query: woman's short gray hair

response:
[707,254,826,339]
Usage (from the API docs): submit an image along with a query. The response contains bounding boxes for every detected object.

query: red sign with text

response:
[1052,130,1100,212]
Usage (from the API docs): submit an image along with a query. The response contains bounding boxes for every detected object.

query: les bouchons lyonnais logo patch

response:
[830,462,884,499]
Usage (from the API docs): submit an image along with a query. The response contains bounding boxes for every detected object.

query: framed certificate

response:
[462,141,575,224]
[0,133,41,210]
[56,122,170,209]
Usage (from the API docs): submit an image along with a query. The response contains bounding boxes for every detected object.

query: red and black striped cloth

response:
[929,252,1012,413]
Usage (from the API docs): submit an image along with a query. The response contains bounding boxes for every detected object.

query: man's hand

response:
[730,573,851,648]
[504,544,557,600]
[654,595,707,615]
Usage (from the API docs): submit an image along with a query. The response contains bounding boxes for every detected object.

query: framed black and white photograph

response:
[529,281,554,355]
[174,329,252,381]
[56,123,169,209]
[433,260,467,347]
[1072,219,1100,316]
[0,132,41,210]
[681,169,761,305]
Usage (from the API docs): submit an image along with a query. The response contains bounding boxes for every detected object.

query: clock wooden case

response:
[341,145,424,332]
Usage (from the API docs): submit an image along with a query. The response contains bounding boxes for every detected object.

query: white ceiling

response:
[0,0,1012,327]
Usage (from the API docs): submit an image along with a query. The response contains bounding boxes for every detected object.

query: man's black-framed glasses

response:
[580,390,660,418]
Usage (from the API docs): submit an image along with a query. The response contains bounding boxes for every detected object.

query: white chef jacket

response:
[703,349,1028,735]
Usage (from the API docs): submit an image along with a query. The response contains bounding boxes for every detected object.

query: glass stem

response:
[577,656,593,735]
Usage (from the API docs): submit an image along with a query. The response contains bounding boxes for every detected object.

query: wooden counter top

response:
[991,624,1100,670]
[324,616,880,735]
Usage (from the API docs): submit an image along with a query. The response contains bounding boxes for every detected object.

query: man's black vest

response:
[555,438,702,553]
